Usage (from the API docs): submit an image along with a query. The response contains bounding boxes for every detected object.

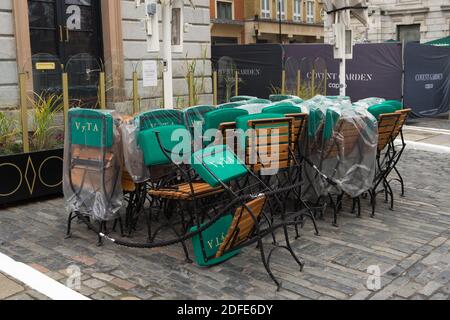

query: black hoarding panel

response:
[404,43,450,117]
[212,44,283,102]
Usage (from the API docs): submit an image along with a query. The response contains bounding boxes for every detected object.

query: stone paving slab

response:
[0,148,449,300]
[0,272,49,300]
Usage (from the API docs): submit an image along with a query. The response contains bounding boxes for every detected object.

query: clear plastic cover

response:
[184,105,216,130]
[120,119,150,184]
[236,103,271,115]
[63,109,124,221]
[354,97,386,108]
[302,97,378,200]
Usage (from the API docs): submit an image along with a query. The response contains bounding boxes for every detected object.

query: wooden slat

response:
[216,196,266,258]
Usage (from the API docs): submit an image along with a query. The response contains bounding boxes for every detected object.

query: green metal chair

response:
[217,101,247,109]
[269,94,300,102]
[65,108,123,245]
[184,105,216,131]
[383,100,403,111]
[136,109,184,132]
[368,103,398,120]
[204,108,249,132]
[246,98,272,104]
[262,104,302,115]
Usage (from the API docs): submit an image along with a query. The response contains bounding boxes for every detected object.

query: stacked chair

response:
[368,106,411,216]
[63,109,124,245]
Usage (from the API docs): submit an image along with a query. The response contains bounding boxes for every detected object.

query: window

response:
[293,0,301,22]
[397,24,420,43]
[217,0,233,20]
[306,1,315,23]
[261,0,270,19]
[277,0,286,20]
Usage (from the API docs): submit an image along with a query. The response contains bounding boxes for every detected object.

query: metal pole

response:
[213,70,218,105]
[188,72,195,107]
[99,72,106,109]
[296,69,301,97]
[235,70,239,97]
[278,0,282,44]
[311,69,316,97]
[132,71,139,114]
[162,3,174,109]
[324,68,328,96]
[281,69,286,95]
[62,73,69,128]
[19,73,29,153]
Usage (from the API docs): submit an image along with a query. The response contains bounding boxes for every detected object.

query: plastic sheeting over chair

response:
[63,109,123,221]
[302,97,378,201]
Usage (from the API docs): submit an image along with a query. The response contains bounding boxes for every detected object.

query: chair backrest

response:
[246,98,272,104]
[217,101,247,109]
[269,94,298,102]
[285,113,308,153]
[191,145,248,187]
[392,108,411,140]
[230,96,256,102]
[204,108,248,132]
[323,108,341,142]
[236,104,268,115]
[219,121,238,152]
[245,117,293,173]
[368,103,398,121]
[384,100,403,110]
[216,196,267,258]
[377,113,401,152]
[138,125,187,166]
[69,108,114,148]
[184,105,216,129]
[262,104,302,115]
[136,109,184,132]
[308,107,325,138]
[321,117,361,159]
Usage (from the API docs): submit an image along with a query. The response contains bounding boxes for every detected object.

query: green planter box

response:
[0,148,64,206]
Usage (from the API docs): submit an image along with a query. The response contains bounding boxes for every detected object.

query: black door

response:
[28,0,103,104]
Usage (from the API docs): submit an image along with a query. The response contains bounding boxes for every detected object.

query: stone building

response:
[210,0,325,44]
[325,0,450,44]
[0,0,212,113]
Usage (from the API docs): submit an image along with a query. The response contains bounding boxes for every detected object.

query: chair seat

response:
[122,171,136,193]
[148,182,224,200]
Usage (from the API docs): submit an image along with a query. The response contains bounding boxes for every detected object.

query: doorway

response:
[28,0,103,105]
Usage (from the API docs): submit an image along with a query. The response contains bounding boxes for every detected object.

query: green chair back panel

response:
[138,125,186,166]
[236,113,284,132]
[262,105,302,115]
[230,96,255,102]
[287,97,304,104]
[269,94,298,102]
[246,98,271,104]
[217,102,247,109]
[137,109,184,132]
[191,145,248,187]
[308,107,325,137]
[184,105,216,128]
[69,109,114,148]
[204,109,248,132]
[323,108,341,141]
[383,100,403,110]
[368,104,398,120]
[190,215,240,267]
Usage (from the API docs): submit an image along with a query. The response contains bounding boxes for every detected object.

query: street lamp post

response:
[278,0,282,44]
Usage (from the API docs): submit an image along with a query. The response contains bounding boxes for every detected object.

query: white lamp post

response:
[324,0,368,96]
[161,0,174,109]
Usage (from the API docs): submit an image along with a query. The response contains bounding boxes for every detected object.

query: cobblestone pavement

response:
[0,148,450,300]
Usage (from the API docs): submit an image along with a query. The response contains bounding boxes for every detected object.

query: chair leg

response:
[65,211,74,239]
[97,221,105,247]
[258,239,281,291]
[393,166,405,197]
[282,225,305,271]
[369,190,376,218]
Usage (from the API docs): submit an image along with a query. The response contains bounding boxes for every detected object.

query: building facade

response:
[0,0,212,113]
[210,0,325,44]
[325,0,450,44]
